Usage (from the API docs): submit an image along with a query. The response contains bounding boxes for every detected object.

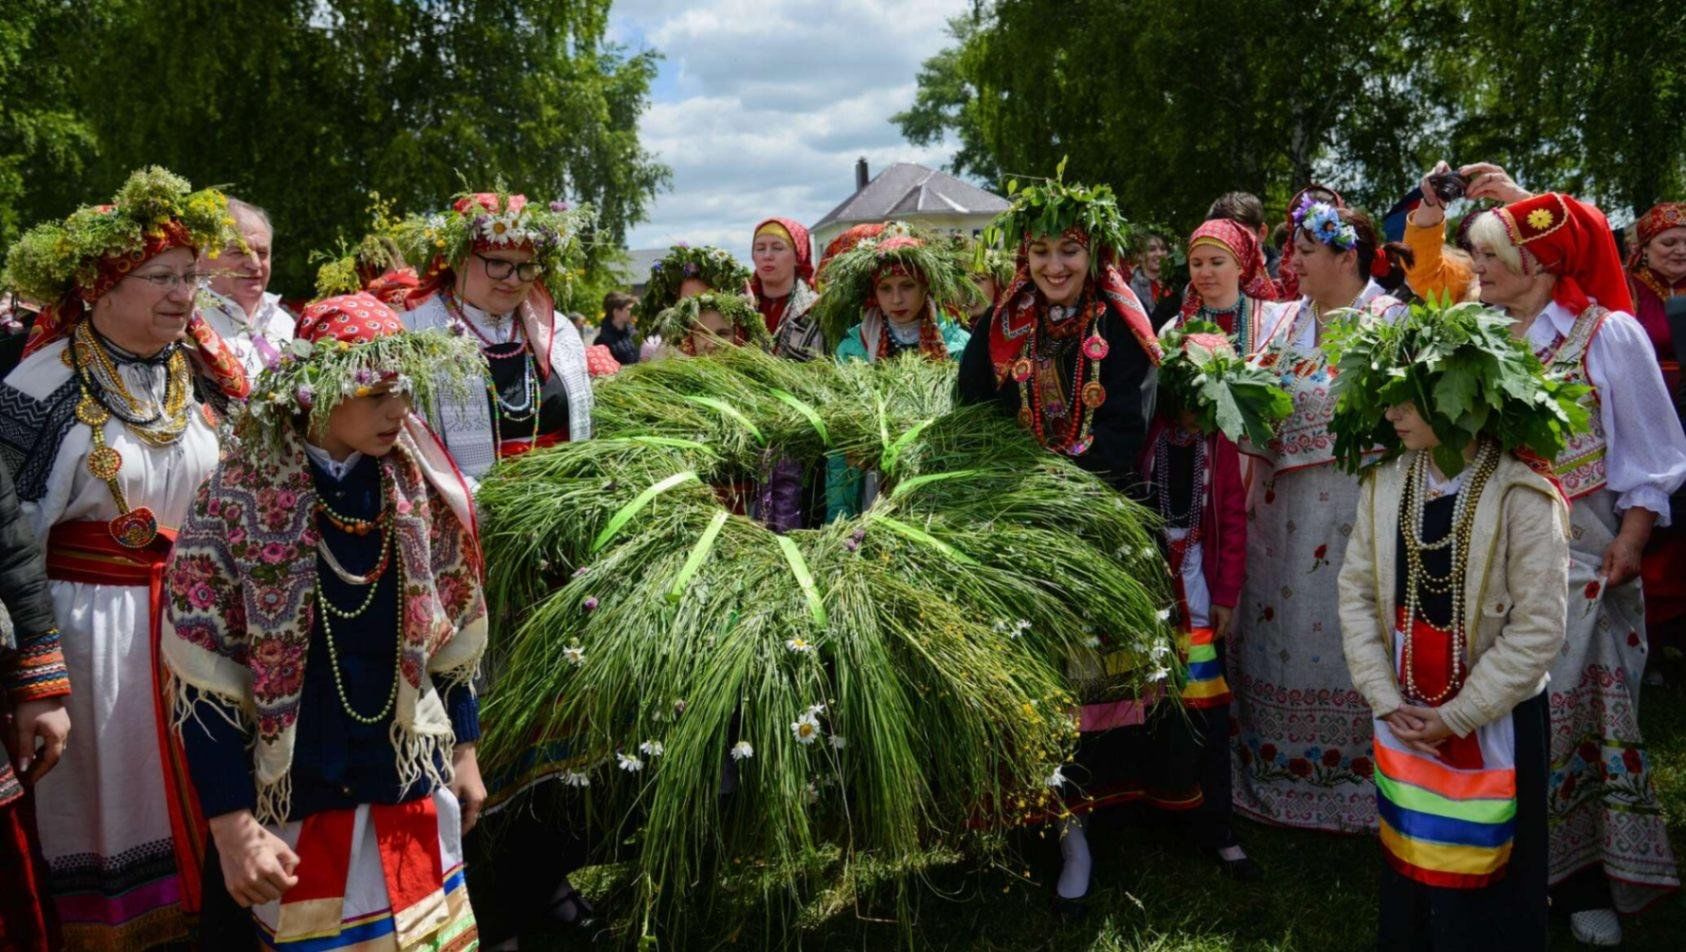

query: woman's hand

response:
[208,809,300,907]
[1388,705,1452,755]
[451,743,487,834]
[10,697,69,782]
[1601,536,1646,588]
[1458,163,1533,204]
[1414,161,1453,227]
[1211,604,1234,639]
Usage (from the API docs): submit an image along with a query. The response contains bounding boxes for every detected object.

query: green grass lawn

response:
[531,661,1686,950]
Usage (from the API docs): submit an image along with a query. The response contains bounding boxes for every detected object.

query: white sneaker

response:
[1570,908,1623,946]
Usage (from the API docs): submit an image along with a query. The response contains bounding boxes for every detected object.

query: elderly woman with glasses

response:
[395,192,594,481]
[0,167,247,949]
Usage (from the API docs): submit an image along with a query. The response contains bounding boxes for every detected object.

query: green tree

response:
[897,1,1686,230]
[4,0,668,299]
[0,0,95,250]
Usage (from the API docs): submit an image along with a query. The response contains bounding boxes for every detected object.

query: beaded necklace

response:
[312,468,403,725]
[442,289,543,447]
[1010,290,1112,457]
[1154,427,1206,564]
[1397,442,1499,705]
[1197,296,1252,352]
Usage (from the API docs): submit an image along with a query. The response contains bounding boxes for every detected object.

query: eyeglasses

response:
[131,270,205,291]
[476,253,542,283]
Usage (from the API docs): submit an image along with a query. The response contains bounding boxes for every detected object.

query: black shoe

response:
[1051,892,1090,923]
[1217,852,1263,882]
[546,887,598,931]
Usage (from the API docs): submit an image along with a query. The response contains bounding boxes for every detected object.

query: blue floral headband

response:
[1292,197,1357,252]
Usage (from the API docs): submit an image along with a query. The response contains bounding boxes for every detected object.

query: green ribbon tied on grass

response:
[667,510,730,602]
[776,535,827,626]
[880,418,935,476]
[683,395,763,443]
[592,471,702,553]
[769,389,830,446]
[869,513,978,565]
[629,435,714,453]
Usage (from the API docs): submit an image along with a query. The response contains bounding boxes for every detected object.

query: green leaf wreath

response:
[636,244,753,320]
[3,166,239,303]
[981,158,1146,268]
[809,221,981,348]
[645,291,772,350]
[1157,320,1293,445]
[1324,295,1591,476]
[312,233,408,298]
[474,346,1177,939]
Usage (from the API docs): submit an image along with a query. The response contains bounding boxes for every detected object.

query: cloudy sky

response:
[608,0,972,256]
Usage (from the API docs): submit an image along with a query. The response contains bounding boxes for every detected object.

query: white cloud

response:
[611,0,973,257]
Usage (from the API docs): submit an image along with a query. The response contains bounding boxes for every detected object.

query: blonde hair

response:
[1465,211,1523,273]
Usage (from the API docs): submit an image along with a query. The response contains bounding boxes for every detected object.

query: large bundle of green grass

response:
[475,346,1175,938]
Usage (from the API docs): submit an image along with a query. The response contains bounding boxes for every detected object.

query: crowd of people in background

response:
[0,155,1682,951]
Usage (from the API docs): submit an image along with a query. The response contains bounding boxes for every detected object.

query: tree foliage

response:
[898,1,1686,229]
[2,0,669,299]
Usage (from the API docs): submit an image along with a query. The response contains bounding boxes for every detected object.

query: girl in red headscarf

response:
[0,166,247,949]
[817,225,975,363]
[1176,218,1279,353]
[393,193,595,481]
[1466,194,1686,943]
[750,218,827,361]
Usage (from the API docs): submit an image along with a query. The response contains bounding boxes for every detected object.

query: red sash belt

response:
[45,521,206,914]
[496,429,567,459]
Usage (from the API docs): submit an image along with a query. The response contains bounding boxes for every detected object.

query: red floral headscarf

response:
[988,226,1162,383]
[1179,219,1279,319]
[1495,193,1634,315]
[816,222,887,283]
[750,217,814,291]
[1629,202,1686,301]
[296,291,407,347]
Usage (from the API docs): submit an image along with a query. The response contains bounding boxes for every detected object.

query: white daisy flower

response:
[616,752,645,772]
[791,711,821,745]
[1156,607,1172,622]
[639,740,664,757]
[1046,767,1067,788]
[806,702,827,717]
[1083,635,1102,649]
[785,636,816,655]
[479,212,521,246]
[562,646,585,667]
[562,770,591,788]
[730,740,754,761]
[828,735,846,750]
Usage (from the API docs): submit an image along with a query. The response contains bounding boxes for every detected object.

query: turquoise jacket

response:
[835,317,970,363]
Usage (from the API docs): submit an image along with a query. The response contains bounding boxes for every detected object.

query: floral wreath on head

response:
[646,291,771,354]
[313,232,409,298]
[638,244,752,319]
[981,160,1142,267]
[810,222,978,348]
[4,167,241,347]
[239,293,484,452]
[1291,197,1357,252]
[1157,320,1292,446]
[390,188,593,309]
[1323,294,1591,477]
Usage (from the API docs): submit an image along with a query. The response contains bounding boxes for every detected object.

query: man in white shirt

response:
[198,197,295,375]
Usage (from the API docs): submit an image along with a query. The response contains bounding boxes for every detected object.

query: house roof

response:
[616,247,671,286]
[813,163,1008,229]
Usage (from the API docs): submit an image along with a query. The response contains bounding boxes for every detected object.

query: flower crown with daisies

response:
[1292,197,1358,252]
[390,189,593,307]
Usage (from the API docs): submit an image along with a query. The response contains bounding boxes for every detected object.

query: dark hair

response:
[1295,208,1415,293]
[1206,191,1267,232]
[1269,222,1290,250]
[602,290,636,321]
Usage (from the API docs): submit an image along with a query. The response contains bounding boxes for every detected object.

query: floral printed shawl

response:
[162,417,486,824]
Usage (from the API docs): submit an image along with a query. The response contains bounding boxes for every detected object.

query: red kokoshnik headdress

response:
[1494,193,1634,315]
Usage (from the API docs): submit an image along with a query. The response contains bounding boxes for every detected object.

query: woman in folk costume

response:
[164,293,488,950]
[818,223,975,363]
[1139,323,1291,881]
[1271,184,1343,301]
[645,291,773,359]
[1229,199,1412,834]
[1464,195,1686,944]
[393,192,594,481]
[635,244,753,362]
[0,166,250,949]
[1625,202,1686,656]
[750,218,826,361]
[1329,300,1583,951]
[1176,218,1280,352]
[958,174,1200,916]
[0,457,71,952]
